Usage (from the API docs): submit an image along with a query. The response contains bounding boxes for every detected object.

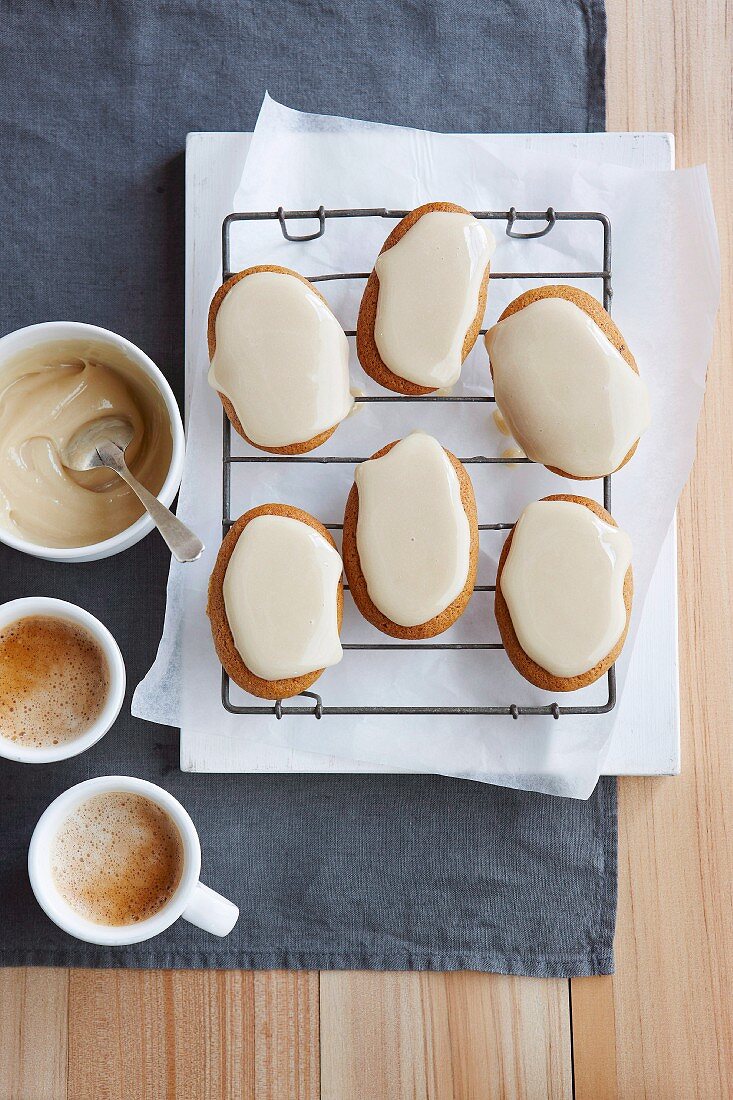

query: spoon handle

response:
[98,444,204,563]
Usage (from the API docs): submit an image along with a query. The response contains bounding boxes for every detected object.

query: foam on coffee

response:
[0,615,109,748]
[51,792,185,925]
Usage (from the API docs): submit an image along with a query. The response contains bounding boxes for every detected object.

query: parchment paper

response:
[132,96,719,798]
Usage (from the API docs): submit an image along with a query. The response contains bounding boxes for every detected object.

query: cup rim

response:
[28,776,201,946]
[0,598,126,763]
[0,320,185,562]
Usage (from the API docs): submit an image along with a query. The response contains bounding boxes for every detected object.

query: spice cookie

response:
[495,495,633,692]
[485,285,649,479]
[342,432,478,639]
[208,503,344,700]
[356,202,494,395]
[208,265,353,454]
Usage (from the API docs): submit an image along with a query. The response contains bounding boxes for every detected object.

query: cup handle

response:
[181,881,239,937]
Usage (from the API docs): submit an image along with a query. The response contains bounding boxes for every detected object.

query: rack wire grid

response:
[219,205,615,721]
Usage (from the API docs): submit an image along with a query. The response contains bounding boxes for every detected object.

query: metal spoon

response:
[62,416,204,563]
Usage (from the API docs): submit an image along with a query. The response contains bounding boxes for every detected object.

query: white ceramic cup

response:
[28,776,239,945]
[0,597,126,764]
[0,320,185,562]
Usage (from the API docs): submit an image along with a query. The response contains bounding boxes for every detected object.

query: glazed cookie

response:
[356,202,495,395]
[207,504,344,700]
[208,265,353,455]
[485,285,650,479]
[495,495,633,692]
[342,432,478,639]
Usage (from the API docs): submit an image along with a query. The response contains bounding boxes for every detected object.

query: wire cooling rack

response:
[218,206,615,720]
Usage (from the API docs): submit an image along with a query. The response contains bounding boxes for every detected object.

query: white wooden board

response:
[184,130,679,777]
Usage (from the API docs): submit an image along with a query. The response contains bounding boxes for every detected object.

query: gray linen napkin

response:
[0,0,614,975]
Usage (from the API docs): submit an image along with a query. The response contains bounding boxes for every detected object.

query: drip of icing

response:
[347,388,366,418]
[493,408,511,437]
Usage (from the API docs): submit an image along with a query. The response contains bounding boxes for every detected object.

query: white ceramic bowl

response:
[0,321,185,562]
[0,597,126,763]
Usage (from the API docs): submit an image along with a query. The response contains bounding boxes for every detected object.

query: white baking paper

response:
[132,95,719,798]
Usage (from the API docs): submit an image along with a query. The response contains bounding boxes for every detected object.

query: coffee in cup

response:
[0,615,110,749]
[51,791,184,926]
[29,776,239,944]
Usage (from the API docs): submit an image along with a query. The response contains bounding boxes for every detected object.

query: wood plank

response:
[320,971,571,1099]
[570,977,618,1098]
[442,973,572,1100]
[67,970,255,1099]
[253,971,320,1099]
[320,972,452,1100]
[572,0,733,1095]
[0,968,68,1100]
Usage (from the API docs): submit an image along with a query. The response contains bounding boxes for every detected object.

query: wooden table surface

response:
[2,0,731,1095]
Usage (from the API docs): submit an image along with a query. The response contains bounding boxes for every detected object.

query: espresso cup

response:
[28,776,239,944]
[0,597,126,764]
